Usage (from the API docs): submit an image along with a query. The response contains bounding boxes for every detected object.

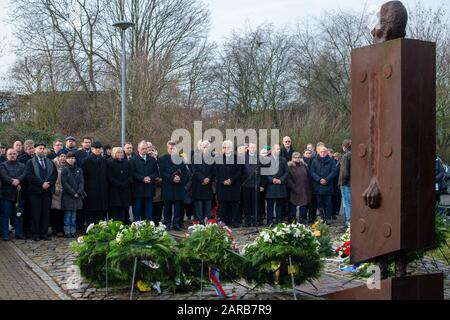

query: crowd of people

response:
[0,135,353,241]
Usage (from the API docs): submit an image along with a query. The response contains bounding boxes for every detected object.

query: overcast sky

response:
[1,0,449,88]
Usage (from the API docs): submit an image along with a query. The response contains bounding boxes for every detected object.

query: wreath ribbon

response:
[209,266,236,299]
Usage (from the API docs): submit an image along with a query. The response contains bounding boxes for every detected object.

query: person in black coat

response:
[281,136,295,161]
[81,141,108,226]
[130,141,159,222]
[159,141,188,230]
[61,152,85,237]
[17,140,34,238]
[241,143,266,227]
[0,144,6,163]
[25,143,58,241]
[0,148,26,240]
[215,141,242,227]
[106,147,133,224]
[124,142,134,161]
[264,144,289,225]
[74,136,92,232]
[309,146,338,224]
[191,141,215,224]
[74,136,92,166]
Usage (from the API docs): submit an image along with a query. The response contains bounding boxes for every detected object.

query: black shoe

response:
[33,236,40,241]
[2,237,10,241]
[172,226,182,231]
[15,235,25,240]
[41,236,51,241]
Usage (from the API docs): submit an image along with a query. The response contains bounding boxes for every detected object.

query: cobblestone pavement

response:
[0,241,60,300]
[3,214,449,300]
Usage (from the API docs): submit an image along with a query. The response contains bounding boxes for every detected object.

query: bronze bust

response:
[371,1,408,44]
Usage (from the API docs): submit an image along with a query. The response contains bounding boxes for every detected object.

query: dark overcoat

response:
[214,154,241,202]
[25,157,58,195]
[0,161,26,202]
[287,162,311,206]
[61,165,84,211]
[130,155,158,198]
[81,154,108,211]
[264,156,289,199]
[191,159,214,200]
[158,154,187,201]
[310,155,338,195]
[107,159,133,208]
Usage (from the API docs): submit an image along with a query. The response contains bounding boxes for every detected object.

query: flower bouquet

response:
[242,222,323,288]
[176,220,244,290]
[311,218,334,257]
[107,221,178,292]
[70,220,124,285]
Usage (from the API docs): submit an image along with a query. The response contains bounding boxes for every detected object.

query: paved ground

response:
[0,241,59,300]
[1,213,448,300]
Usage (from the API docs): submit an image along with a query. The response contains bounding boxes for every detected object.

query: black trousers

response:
[86,211,105,227]
[30,193,52,238]
[76,209,86,232]
[219,200,239,226]
[332,191,342,217]
[242,187,263,226]
[266,198,286,225]
[308,196,318,222]
[110,206,128,224]
[153,201,163,225]
[315,195,333,222]
[19,193,32,235]
[50,209,64,234]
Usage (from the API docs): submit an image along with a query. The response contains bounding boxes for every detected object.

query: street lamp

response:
[113,21,135,146]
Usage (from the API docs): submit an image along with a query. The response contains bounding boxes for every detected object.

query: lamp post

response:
[113,21,135,146]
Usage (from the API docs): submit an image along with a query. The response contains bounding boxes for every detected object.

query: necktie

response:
[40,158,46,169]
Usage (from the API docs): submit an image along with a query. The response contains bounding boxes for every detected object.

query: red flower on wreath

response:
[336,241,351,258]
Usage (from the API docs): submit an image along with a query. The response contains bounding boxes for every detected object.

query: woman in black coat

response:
[107,147,133,223]
[61,152,84,237]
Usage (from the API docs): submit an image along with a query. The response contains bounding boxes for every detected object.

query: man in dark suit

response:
[130,141,159,221]
[215,140,242,227]
[124,142,134,161]
[0,144,6,163]
[159,141,188,230]
[18,140,35,164]
[241,143,266,227]
[25,143,58,241]
[81,141,109,226]
[281,136,294,161]
[17,139,35,238]
[0,148,26,240]
[75,136,92,166]
[310,146,338,224]
[191,140,214,224]
[75,136,92,232]
[264,144,289,225]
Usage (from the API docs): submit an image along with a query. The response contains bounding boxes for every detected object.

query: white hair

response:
[201,140,211,148]
[222,140,233,148]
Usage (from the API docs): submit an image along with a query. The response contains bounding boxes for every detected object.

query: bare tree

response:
[212,25,295,127]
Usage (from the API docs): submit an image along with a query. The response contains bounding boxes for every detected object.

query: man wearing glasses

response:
[281,136,295,162]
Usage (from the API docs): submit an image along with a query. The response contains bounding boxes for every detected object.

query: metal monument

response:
[325,1,443,299]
